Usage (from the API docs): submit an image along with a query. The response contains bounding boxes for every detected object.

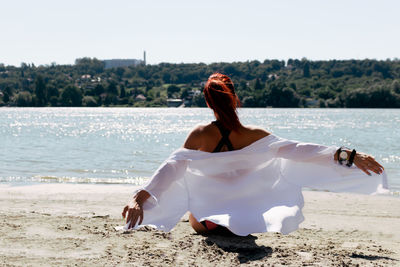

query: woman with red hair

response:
[184,73,276,234]
[122,73,386,236]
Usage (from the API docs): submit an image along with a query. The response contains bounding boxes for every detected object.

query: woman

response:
[122,73,386,236]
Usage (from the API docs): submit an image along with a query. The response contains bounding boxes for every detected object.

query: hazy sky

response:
[1,0,400,66]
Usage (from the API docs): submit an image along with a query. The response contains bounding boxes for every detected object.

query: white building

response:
[103,59,143,69]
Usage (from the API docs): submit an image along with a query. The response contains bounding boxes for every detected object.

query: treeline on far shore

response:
[1,58,400,108]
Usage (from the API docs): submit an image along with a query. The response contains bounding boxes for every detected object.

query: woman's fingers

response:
[126,204,144,229]
[129,212,139,229]
[369,166,381,175]
[366,158,384,174]
[126,210,134,228]
[370,165,383,174]
[359,165,371,176]
[368,158,384,171]
[126,208,133,225]
[122,205,128,218]
[375,161,384,169]
[139,209,144,225]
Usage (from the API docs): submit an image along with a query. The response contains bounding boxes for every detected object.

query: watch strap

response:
[336,147,342,165]
[346,149,356,167]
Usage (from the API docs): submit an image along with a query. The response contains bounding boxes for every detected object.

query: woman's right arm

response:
[122,190,150,229]
[122,149,189,229]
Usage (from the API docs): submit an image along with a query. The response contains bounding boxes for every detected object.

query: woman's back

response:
[184,120,271,234]
[183,122,271,153]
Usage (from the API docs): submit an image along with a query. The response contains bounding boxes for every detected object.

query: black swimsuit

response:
[212,120,234,152]
[199,121,235,236]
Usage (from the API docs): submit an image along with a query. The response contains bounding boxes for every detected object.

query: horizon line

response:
[2,56,400,67]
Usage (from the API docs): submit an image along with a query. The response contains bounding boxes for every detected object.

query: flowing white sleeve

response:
[128,156,190,231]
[142,158,188,204]
[272,138,388,194]
[272,138,338,164]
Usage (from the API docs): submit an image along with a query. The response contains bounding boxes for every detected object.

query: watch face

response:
[339,151,348,160]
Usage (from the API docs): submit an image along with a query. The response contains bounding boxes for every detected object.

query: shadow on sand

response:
[204,234,272,264]
[350,252,398,262]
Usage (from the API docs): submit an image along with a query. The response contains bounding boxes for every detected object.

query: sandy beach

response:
[0,184,399,266]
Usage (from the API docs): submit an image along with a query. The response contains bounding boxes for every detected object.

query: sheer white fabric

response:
[127,134,389,236]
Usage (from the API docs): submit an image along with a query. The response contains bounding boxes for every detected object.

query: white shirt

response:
[129,134,388,236]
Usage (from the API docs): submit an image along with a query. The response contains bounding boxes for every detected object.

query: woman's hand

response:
[122,190,150,229]
[122,199,144,229]
[353,152,384,176]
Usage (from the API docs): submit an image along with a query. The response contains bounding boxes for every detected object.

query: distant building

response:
[135,94,146,101]
[305,98,319,107]
[103,59,143,69]
[167,98,183,107]
[103,51,147,69]
[268,73,279,80]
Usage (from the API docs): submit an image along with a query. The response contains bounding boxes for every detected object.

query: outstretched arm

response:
[274,139,384,176]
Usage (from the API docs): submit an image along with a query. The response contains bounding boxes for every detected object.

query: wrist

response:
[134,190,150,206]
[336,147,357,167]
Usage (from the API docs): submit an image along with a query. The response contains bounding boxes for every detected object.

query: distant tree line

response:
[0,57,400,108]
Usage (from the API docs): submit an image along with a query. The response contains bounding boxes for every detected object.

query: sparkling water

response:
[1,107,399,193]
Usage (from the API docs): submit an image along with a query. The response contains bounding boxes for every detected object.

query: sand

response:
[0,184,399,266]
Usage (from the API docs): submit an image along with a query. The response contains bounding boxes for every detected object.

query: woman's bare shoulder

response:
[244,125,272,139]
[183,123,213,150]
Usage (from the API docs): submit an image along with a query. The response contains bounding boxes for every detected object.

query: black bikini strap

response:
[212,121,234,152]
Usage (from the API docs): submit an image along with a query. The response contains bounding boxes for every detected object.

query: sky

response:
[1,0,400,66]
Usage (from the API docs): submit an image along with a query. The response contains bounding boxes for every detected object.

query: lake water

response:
[1,107,399,193]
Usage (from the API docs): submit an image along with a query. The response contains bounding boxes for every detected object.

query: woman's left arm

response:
[274,139,384,175]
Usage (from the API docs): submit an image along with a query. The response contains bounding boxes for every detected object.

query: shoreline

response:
[2,181,400,197]
[1,183,399,266]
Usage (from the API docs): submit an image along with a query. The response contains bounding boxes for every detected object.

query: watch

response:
[337,147,349,165]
